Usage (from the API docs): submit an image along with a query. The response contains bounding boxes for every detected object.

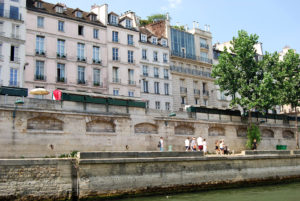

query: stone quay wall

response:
[1,153,300,200]
[0,95,298,158]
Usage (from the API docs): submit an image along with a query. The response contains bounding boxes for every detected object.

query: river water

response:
[119,182,300,201]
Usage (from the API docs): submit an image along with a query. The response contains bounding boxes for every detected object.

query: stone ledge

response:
[0,158,73,166]
[241,150,291,155]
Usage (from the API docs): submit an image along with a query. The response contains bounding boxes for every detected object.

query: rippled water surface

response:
[119,182,300,201]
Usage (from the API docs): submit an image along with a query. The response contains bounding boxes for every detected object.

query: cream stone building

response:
[146,20,217,111]
[139,27,173,111]
[0,0,26,88]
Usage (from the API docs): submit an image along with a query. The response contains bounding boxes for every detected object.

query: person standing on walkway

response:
[215,140,219,154]
[159,137,164,151]
[252,139,257,150]
[191,137,197,151]
[185,137,190,151]
[203,139,207,154]
[219,140,224,155]
[197,136,203,151]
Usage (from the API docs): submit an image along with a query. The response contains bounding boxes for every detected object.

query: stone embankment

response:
[1,151,300,200]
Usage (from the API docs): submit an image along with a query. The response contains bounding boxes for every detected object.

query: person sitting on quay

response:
[197,136,203,151]
[185,137,190,151]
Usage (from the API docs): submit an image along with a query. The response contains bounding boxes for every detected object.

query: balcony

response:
[200,43,209,49]
[154,74,159,78]
[170,65,212,78]
[164,75,169,80]
[194,89,200,95]
[143,72,148,77]
[128,59,135,64]
[171,50,212,64]
[35,74,46,81]
[153,58,158,62]
[93,59,102,65]
[128,80,136,85]
[203,90,209,96]
[180,87,187,94]
[93,81,103,87]
[112,39,119,43]
[112,78,121,83]
[57,52,67,59]
[0,10,23,21]
[10,57,20,63]
[11,33,20,39]
[77,56,86,62]
[56,77,66,83]
[77,79,87,85]
[35,49,46,56]
[9,81,19,87]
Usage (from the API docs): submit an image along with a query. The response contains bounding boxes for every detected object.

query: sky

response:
[45,0,300,53]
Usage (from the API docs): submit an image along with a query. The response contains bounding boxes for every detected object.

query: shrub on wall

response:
[246,124,261,149]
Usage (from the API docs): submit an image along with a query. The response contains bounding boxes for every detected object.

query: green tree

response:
[246,124,261,149]
[140,14,168,26]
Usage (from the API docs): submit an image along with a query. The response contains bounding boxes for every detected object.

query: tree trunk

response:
[248,109,252,127]
[295,107,299,149]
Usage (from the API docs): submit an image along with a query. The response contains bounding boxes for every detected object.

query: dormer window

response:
[90,14,97,21]
[76,11,82,18]
[125,19,132,28]
[152,37,157,45]
[55,6,63,13]
[161,39,167,47]
[141,34,147,42]
[110,15,118,25]
[35,1,43,8]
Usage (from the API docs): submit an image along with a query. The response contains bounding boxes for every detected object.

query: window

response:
[37,16,44,28]
[128,69,134,84]
[204,99,208,106]
[78,25,84,36]
[77,43,85,61]
[145,101,149,109]
[112,48,118,61]
[57,39,65,57]
[125,19,132,28]
[195,98,199,105]
[35,61,45,80]
[203,82,207,93]
[128,34,133,45]
[161,39,167,47]
[181,96,185,104]
[11,24,19,38]
[0,22,3,35]
[153,51,158,61]
[142,65,148,76]
[113,89,119,96]
[112,31,118,42]
[165,102,170,111]
[93,69,101,86]
[112,67,119,83]
[143,80,148,93]
[10,45,19,62]
[90,14,97,21]
[152,37,157,44]
[128,91,134,97]
[58,21,64,32]
[142,49,147,60]
[164,69,169,79]
[93,29,99,39]
[35,36,44,54]
[200,38,208,49]
[110,15,118,25]
[154,82,159,94]
[0,43,2,57]
[155,101,160,110]
[154,67,159,78]
[164,83,169,95]
[36,1,43,8]
[141,34,147,42]
[93,46,100,63]
[10,6,19,20]
[77,66,85,84]
[9,68,18,86]
[55,6,63,13]
[201,52,208,59]
[57,63,65,82]
[76,11,82,18]
[128,50,133,63]
[163,53,168,63]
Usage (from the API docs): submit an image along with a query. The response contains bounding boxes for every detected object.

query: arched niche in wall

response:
[261,129,274,138]
[175,125,194,135]
[282,130,294,139]
[208,127,225,136]
[27,116,63,131]
[86,120,115,133]
[134,123,158,134]
[237,127,247,138]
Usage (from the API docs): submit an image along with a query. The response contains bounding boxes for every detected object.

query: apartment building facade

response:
[139,27,172,111]
[0,0,26,88]
[146,20,218,111]
[25,0,107,98]
[92,5,141,98]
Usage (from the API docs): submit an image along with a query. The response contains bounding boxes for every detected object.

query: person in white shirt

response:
[159,137,164,151]
[185,137,190,151]
[197,136,203,151]
[203,139,207,154]
[219,140,224,155]
[191,137,197,151]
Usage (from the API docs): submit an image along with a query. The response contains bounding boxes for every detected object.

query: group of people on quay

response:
[185,137,207,153]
